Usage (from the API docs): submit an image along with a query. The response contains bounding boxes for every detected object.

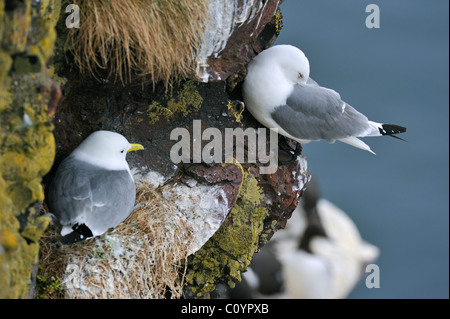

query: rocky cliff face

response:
[1,0,310,299]
[0,0,61,298]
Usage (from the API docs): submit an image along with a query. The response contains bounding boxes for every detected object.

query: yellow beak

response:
[127,143,144,152]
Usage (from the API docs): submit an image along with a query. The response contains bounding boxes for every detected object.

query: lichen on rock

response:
[0,0,60,298]
[183,169,267,297]
[32,0,309,300]
[183,155,308,298]
[146,80,204,124]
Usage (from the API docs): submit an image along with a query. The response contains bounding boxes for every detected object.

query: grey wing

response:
[271,82,372,141]
[86,169,136,234]
[48,156,136,234]
[47,156,94,225]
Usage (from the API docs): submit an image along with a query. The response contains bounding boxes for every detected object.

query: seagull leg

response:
[293,141,302,156]
[278,136,302,165]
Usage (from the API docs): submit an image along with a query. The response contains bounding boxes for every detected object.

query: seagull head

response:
[254,45,310,85]
[243,45,312,115]
[276,45,310,84]
[72,130,144,171]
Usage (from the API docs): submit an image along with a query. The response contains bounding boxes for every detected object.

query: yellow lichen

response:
[185,168,269,297]
[0,229,19,251]
[226,100,245,123]
[146,80,203,124]
[1,152,41,181]
[0,0,59,299]
[274,9,283,35]
[21,216,51,243]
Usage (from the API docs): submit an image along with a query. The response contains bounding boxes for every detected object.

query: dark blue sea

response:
[275,0,449,298]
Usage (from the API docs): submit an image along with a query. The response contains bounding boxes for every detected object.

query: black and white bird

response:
[220,176,379,299]
[242,45,406,154]
[273,176,380,299]
[47,130,144,244]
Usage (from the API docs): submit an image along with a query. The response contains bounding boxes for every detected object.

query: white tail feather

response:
[338,137,376,155]
[368,121,383,136]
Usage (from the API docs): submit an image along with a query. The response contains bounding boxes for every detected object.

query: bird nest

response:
[37,181,194,299]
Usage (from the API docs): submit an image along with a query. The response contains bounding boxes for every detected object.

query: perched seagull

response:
[47,130,144,244]
[242,44,406,154]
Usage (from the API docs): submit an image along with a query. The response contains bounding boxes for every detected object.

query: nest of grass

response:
[37,181,194,299]
[66,0,208,87]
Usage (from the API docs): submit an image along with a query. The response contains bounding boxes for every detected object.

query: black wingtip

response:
[379,124,407,142]
[61,223,93,244]
[379,124,407,135]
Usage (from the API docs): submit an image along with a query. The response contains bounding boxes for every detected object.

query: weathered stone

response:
[0,0,60,299]
[194,0,284,90]
[185,163,243,208]
[36,0,308,299]
[183,155,308,298]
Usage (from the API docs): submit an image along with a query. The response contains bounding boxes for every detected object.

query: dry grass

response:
[38,181,194,299]
[67,0,208,87]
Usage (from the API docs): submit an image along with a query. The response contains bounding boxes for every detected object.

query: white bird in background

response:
[273,176,380,299]
[221,176,379,299]
[47,130,144,244]
[242,44,406,154]
[277,201,380,299]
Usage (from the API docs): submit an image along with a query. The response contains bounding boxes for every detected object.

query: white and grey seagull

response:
[242,44,406,154]
[47,130,144,244]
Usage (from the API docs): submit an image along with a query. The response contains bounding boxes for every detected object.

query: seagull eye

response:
[298,72,303,79]
[121,150,125,153]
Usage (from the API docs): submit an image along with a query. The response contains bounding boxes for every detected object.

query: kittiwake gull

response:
[47,130,144,244]
[242,45,406,154]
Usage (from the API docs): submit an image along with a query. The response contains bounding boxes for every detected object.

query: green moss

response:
[146,80,203,124]
[0,0,60,299]
[259,218,278,246]
[185,168,269,297]
[1,0,32,53]
[1,152,44,181]
[50,0,71,75]
[35,271,63,299]
[0,51,13,113]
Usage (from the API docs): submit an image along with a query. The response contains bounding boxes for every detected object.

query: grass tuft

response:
[67,0,208,87]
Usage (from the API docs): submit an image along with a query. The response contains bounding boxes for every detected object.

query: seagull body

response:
[274,176,379,299]
[242,45,406,154]
[47,130,144,244]
[278,199,380,299]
